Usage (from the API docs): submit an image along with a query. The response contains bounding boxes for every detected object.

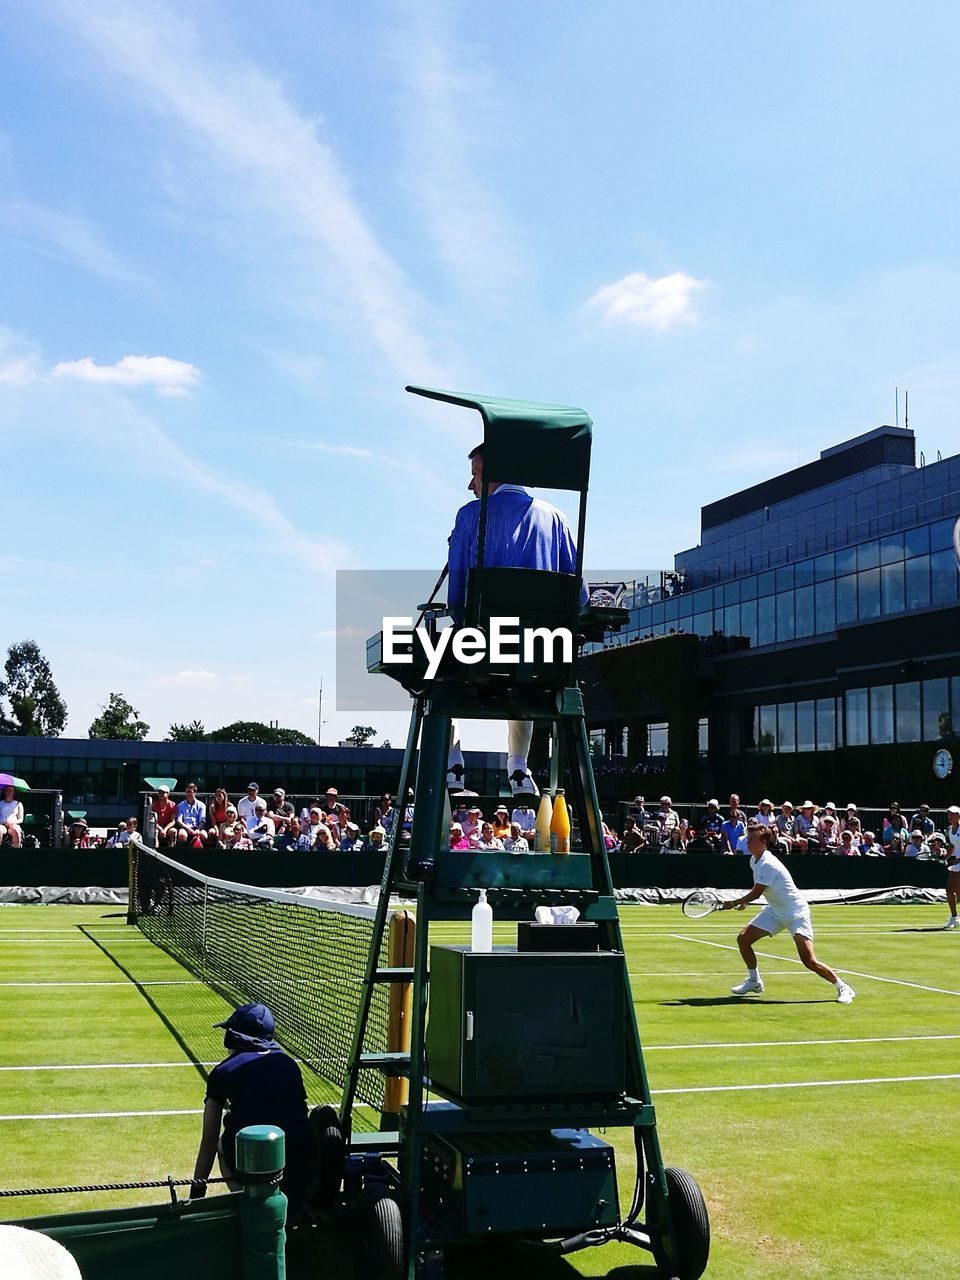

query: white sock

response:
[748,968,758,981]
[507,755,528,776]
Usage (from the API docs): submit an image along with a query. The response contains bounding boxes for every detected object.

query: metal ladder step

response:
[373,967,415,982]
[350,1129,401,1154]
[357,1051,411,1077]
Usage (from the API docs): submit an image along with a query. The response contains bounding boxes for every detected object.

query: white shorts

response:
[751,905,813,940]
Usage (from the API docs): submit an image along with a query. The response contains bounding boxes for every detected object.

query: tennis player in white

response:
[723,824,855,1003]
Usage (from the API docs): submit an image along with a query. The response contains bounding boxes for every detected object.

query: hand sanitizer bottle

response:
[471,888,493,952]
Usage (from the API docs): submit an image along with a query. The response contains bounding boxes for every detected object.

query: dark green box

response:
[420,1126,619,1237]
[426,945,626,1103]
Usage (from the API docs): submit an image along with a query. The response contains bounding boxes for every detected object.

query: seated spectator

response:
[324,788,347,823]
[276,816,302,851]
[662,823,687,855]
[775,801,797,851]
[492,805,511,841]
[793,801,820,853]
[930,832,948,861]
[463,807,482,843]
[838,829,861,856]
[363,825,388,853]
[107,818,137,848]
[302,808,330,848]
[909,804,935,838]
[882,803,907,850]
[754,799,776,827]
[888,832,906,857]
[511,801,537,841]
[151,784,178,847]
[859,829,883,856]
[449,822,473,851]
[476,821,504,851]
[504,822,529,853]
[225,822,253,850]
[629,795,651,827]
[720,809,746,855]
[816,813,840,852]
[218,805,240,842]
[267,788,295,832]
[841,803,859,832]
[906,828,929,858]
[374,794,394,833]
[698,799,723,850]
[238,782,260,827]
[299,797,322,830]
[315,825,337,852]
[656,795,680,839]
[726,793,747,824]
[0,784,24,847]
[249,800,276,849]
[67,818,90,849]
[339,822,362,851]
[208,788,231,834]
[176,783,207,846]
[620,815,647,852]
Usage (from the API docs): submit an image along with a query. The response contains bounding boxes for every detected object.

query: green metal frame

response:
[343,387,689,1278]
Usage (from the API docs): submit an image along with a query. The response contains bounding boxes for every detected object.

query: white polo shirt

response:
[751,850,808,919]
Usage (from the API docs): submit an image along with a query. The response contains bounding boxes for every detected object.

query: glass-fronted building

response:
[583,425,960,803]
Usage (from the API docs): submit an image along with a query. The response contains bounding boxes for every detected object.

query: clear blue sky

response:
[3,1,960,750]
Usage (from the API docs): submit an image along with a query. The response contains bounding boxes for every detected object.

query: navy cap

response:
[215,1002,277,1047]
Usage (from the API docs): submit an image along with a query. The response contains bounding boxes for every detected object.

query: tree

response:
[0,640,67,736]
[206,721,316,747]
[167,720,207,742]
[347,725,377,748]
[88,693,150,740]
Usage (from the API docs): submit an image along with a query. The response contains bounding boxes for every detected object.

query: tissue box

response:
[517,922,600,952]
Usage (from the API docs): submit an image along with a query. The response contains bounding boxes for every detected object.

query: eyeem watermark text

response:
[383,616,573,680]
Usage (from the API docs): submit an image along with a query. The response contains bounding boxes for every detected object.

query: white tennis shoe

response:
[944,916,960,930]
[731,976,764,996]
[836,981,856,1004]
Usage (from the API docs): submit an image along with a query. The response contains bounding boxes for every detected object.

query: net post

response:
[383,909,416,1119]
[126,846,137,925]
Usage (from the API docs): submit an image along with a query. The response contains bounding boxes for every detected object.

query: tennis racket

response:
[682,889,727,918]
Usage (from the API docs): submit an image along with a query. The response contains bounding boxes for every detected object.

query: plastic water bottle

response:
[550,789,571,855]
[471,888,493,952]
[534,793,553,851]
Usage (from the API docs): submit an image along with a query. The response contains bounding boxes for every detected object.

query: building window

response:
[905,555,931,610]
[816,697,836,750]
[698,718,709,758]
[777,703,796,752]
[845,688,869,746]
[858,568,881,620]
[836,575,857,625]
[759,705,776,752]
[740,599,758,646]
[796,700,816,752]
[881,562,905,615]
[776,591,795,642]
[896,682,922,742]
[648,723,669,757]
[795,586,815,638]
[931,548,959,606]
[923,678,950,741]
[869,685,894,744]
[758,596,776,645]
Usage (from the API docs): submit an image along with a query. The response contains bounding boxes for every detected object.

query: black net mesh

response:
[130,846,390,1115]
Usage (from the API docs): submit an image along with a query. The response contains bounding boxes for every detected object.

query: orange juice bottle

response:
[534,793,553,851]
[550,789,571,855]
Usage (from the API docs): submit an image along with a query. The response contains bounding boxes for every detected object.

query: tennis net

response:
[129,844,390,1115]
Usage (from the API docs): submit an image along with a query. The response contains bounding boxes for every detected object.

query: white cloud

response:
[58,0,447,386]
[149,669,219,688]
[52,354,200,395]
[2,199,152,289]
[588,271,708,331]
[0,327,42,386]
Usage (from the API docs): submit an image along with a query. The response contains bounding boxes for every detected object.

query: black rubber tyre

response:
[651,1167,710,1280]
[309,1104,345,1211]
[354,1182,404,1280]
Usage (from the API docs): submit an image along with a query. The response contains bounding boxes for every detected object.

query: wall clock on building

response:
[933,748,953,780]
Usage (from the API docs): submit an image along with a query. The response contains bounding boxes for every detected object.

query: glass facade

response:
[729,678,960,754]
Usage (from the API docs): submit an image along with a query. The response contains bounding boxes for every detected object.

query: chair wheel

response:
[651,1167,710,1280]
[353,1181,404,1280]
[309,1105,345,1210]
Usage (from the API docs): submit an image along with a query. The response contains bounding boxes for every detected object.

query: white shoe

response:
[731,977,764,996]
[944,916,960,930]
[836,981,856,1004]
[509,769,539,797]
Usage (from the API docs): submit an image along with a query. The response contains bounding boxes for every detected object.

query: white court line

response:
[0,981,202,987]
[5,1031,958,1073]
[0,1062,218,1072]
[672,934,960,996]
[646,1033,960,1051]
[5,1076,959,1120]
[657,1073,960,1095]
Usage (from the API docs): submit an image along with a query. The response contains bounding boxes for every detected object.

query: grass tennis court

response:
[2,901,958,1278]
